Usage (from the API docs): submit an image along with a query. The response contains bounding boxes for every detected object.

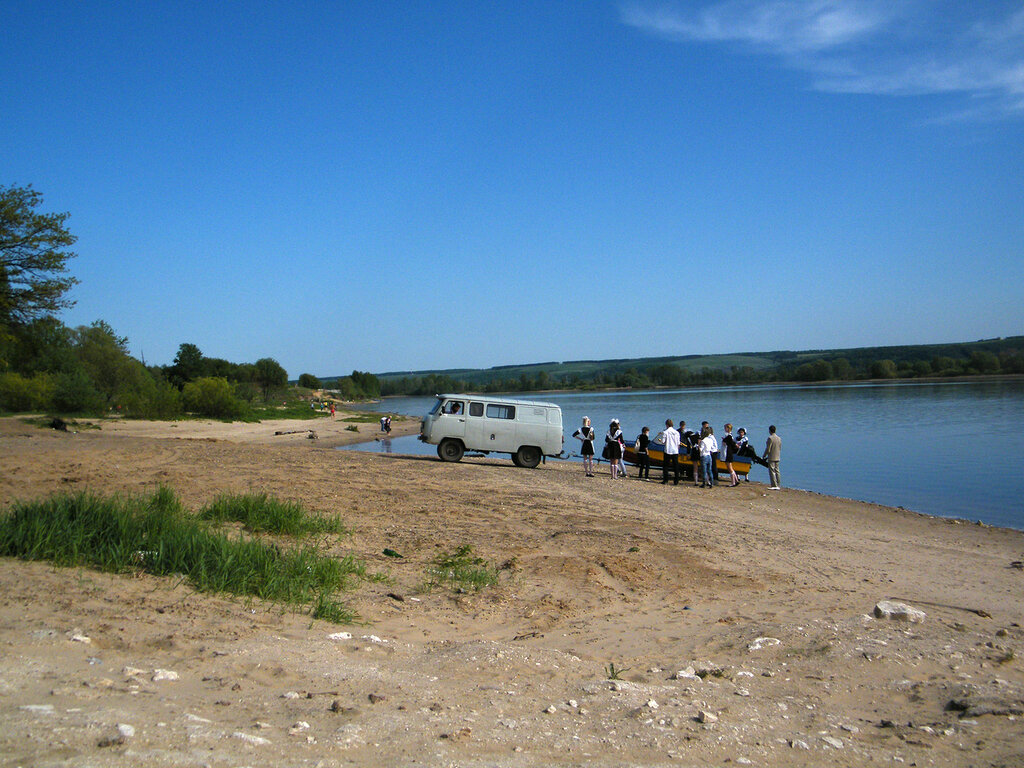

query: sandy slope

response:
[1,414,1022,767]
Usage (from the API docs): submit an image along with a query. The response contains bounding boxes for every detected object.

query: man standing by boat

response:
[655,419,681,485]
[763,425,782,490]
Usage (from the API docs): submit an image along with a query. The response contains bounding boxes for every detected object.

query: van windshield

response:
[428,399,442,415]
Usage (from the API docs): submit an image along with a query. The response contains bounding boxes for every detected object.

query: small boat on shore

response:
[622,443,756,481]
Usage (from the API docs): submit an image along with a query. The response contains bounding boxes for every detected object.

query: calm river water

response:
[342,380,1024,530]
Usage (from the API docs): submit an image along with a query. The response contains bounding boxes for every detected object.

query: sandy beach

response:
[1,412,1022,767]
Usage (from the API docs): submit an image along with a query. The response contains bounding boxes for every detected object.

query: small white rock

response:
[873,600,926,623]
[748,637,781,652]
[70,633,91,644]
[282,691,302,699]
[791,739,810,749]
[328,632,353,640]
[646,699,659,710]
[567,699,578,708]
[697,710,718,724]
[116,724,135,740]
[233,731,271,746]
[19,704,55,715]
[822,735,844,749]
[545,705,557,714]
[152,669,178,682]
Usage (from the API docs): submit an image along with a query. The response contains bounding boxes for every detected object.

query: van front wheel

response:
[515,446,542,469]
[438,439,464,463]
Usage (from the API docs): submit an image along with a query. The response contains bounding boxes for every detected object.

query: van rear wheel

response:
[438,439,464,462]
[515,445,542,469]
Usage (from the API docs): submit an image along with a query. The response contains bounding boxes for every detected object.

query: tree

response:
[167,342,204,387]
[298,373,321,389]
[0,185,79,327]
[253,357,287,401]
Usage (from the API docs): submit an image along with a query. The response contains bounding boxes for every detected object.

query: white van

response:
[419,394,563,468]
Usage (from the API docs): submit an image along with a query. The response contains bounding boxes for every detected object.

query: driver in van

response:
[446,401,462,415]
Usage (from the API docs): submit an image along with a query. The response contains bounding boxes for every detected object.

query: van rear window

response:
[485,404,515,420]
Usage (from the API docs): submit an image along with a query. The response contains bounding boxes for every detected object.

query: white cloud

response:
[620,0,1024,119]
[619,0,893,52]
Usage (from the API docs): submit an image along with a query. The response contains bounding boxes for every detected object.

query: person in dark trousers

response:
[654,419,681,485]
[635,426,651,480]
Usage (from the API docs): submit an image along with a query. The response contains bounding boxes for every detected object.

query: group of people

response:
[572,417,782,489]
[379,415,392,434]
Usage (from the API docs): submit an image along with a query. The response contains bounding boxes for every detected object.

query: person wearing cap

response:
[605,419,625,479]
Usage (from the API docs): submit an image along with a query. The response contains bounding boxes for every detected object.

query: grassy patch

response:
[0,487,362,623]
[422,545,498,593]
[251,399,329,420]
[199,492,345,536]
[341,413,387,423]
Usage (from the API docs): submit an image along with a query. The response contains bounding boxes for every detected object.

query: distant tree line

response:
[0,321,293,419]
[1,183,296,419]
[379,341,1024,397]
[314,370,381,401]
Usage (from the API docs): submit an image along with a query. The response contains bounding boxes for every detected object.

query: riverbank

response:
[1,414,1022,767]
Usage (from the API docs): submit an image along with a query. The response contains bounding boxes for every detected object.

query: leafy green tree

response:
[870,359,898,379]
[298,373,321,389]
[52,368,104,413]
[72,321,132,406]
[254,357,287,401]
[183,377,247,419]
[0,185,79,328]
[968,350,1000,374]
[831,358,853,380]
[0,371,54,412]
[167,342,204,388]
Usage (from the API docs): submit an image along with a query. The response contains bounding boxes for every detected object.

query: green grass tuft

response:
[423,544,498,593]
[199,492,345,536]
[0,487,361,623]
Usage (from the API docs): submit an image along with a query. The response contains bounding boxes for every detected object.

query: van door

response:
[440,398,467,440]
[485,402,517,452]
[464,401,486,450]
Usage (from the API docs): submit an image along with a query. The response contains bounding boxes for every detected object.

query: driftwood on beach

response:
[273,428,318,439]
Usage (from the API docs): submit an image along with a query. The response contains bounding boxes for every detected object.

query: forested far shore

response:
[370,337,1024,397]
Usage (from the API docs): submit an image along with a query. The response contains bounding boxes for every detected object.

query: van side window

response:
[486,404,515,420]
[469,402,484,417]
[444,401,464,415]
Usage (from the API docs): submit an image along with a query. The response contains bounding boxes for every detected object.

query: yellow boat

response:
[622,443,754,480]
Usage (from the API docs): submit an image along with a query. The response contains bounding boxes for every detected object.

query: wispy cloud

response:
[620,1,1024,119]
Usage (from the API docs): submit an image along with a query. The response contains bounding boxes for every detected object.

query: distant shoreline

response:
[371,372,1024,402]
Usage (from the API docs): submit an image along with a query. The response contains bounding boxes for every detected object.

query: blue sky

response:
[2,1,1022,377]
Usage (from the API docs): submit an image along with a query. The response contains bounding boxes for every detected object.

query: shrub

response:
[182,377,248,420]
[0,371,54,412]
[119,376,182,419]
[52,368,105,413]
